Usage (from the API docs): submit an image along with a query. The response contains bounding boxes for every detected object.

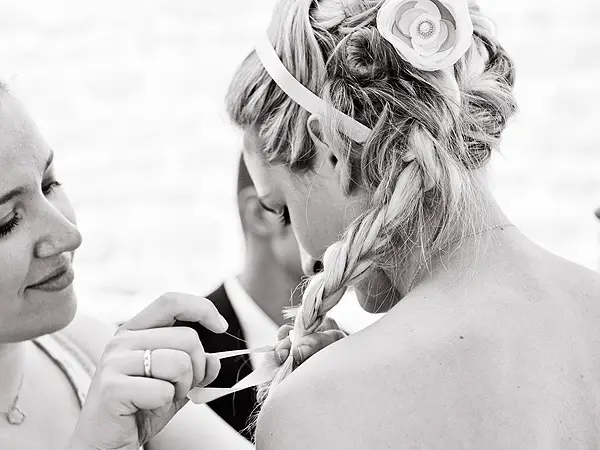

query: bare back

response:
[258,230,600,449]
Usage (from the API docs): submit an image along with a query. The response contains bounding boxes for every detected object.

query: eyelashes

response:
[42,180,62,196]
[279,206,291,226]
[0,179,62,239]
[258,199,291,226]
[0,214,22,238]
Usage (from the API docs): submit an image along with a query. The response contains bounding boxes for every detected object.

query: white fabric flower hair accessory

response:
[377,0,474,72]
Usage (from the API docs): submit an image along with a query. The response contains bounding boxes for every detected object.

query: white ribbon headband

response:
[254,34,372,144]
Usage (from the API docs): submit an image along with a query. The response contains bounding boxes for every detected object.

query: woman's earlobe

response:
[307,115,339,169]
[307,114,356,195]
[306,114,326,147]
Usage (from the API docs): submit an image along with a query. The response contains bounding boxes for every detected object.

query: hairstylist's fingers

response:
[119,292,228,334]
[199,354,221,388]
[318,317,342,332]
[292,329,346,364]
[149,350,193,401]
[106,327,208,386]
[99,375,177,413]
[274,336,291,364]
[277,324,294,340]
[101,349,194,401]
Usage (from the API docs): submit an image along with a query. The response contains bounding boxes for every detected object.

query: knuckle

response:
[158,383,175,404]
[173,352,193,375]
[100,350,123,369]
[199,296,218,316]
[98,373,120,399]
[275,338,291,352]
[180,326,201,346]
[156,293,175,309]
[200,355,220,387]
[104,333,128,353]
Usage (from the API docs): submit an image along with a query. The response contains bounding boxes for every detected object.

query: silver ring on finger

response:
[143,349,153,378]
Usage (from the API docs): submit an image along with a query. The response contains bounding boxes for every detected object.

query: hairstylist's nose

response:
[300,246,323,276]
[35,211,83,259]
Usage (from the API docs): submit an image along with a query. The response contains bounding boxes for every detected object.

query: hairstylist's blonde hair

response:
[226,0,517,405]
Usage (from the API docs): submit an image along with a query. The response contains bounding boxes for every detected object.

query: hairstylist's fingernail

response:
[218,315,229,332]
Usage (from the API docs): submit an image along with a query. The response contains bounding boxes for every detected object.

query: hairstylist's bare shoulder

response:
[61,313,117,363]
[255,312,513,449]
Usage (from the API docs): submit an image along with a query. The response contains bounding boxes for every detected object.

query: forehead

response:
[0,93,50,182]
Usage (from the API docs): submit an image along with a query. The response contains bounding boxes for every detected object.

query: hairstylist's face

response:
[242,128,367,276]
[0,93,82,343]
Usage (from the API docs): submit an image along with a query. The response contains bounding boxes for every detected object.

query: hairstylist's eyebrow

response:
[0,187,26,206]
[44,150,55,172]
[0,151,55,206]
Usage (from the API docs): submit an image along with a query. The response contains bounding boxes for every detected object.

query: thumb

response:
[292,329,346,364]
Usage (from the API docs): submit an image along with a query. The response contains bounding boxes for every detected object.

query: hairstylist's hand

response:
[67,293,228,450]
[273,317,346,366]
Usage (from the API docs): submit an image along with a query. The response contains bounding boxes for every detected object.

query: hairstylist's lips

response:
[28,263,75,292]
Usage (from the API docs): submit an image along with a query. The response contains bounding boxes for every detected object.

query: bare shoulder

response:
[61,313,117,363]
[255,313,512,450]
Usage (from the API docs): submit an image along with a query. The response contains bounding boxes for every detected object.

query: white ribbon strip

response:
[255,34,372,144]
[187,358,275,405]
[211,344,275,360]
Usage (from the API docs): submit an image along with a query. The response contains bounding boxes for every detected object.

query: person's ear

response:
[306,114,354,195]
[238,186,277,238]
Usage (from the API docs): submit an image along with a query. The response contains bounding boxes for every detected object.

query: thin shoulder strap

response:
[34,332,148,450]
[33,332,96,407]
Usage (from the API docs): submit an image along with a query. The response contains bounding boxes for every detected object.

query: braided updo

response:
[226,0,517,406]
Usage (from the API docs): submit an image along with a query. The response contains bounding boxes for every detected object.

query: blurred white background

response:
[0,0,598,323]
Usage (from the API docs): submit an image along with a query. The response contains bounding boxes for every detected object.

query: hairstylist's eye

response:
[42,179,62,196]
[0,212,22,239]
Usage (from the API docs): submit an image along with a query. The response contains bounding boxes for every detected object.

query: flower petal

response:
[415,0,441,19]
[391,22,414,45]
[433,19,449,47]
[397,8,427,36]
[437,1,457,22]
[412,38,442,56]
[419,37,443,52]
[438,0,474,69]
[395,0,419,23]
[437,20,455,53]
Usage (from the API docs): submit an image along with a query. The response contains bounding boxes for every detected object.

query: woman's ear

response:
[238,186,275,238]
[306,114,354,195]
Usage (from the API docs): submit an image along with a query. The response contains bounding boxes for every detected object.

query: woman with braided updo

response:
[225,0,600,447]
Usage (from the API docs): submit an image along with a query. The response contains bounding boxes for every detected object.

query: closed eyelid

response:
[0,211,13,223]
[258,197,279,214]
